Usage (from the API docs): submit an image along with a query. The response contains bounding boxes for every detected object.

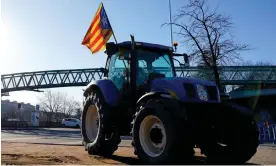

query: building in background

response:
[1,100,36,122]
[2,99,80,124]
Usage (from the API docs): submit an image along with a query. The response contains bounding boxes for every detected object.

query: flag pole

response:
[102,3,118,44]
[112,29,118,44]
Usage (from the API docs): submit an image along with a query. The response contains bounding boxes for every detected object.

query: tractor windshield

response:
[108,49,175,89]
[135,49,175,86]
[137,50,174,75]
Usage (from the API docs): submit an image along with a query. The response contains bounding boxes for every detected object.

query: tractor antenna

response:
[130,35,135,50]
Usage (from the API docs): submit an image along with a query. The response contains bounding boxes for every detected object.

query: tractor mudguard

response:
[136,91,171,106]
[84,79,119,106]
[136,92,188,119]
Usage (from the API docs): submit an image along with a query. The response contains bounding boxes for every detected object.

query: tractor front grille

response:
[183,83,218,101]
[183,83,196,98]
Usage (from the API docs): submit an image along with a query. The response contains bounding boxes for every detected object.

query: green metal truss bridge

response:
[1,66,276,94]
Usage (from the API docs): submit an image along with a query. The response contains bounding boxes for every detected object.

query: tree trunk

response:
[212,46,223,94]
[213,65,223,93]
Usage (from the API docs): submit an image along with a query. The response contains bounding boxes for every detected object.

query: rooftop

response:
[114,41,174,52]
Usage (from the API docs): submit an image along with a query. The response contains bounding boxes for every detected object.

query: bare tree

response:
[163,0,251,92]
[37,90,65,122]
[75,108,82,119]
[61,97,80,118]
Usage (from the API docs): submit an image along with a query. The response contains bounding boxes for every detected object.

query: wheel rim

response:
[85,105,100,143]
[139,115,166,157]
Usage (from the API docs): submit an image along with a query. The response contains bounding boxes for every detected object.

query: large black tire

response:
[131,98,195,164]
[202,102,259,164]
[81,88,121,157]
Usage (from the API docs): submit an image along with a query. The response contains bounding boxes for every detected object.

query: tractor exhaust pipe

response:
[130,35,137,113]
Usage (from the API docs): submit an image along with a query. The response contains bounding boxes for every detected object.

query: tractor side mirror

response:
[105,42,118,56]
[183,53,190,67]
[173,53,190,67]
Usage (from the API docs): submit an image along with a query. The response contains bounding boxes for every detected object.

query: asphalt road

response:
[1,128,132,146]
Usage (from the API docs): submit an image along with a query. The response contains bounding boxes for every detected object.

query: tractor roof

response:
[116,41,174,52]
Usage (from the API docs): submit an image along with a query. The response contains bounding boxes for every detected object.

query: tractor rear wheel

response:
[131,98,195,164]
[202,103,259,164]
[204,124,259,164]
[81,88,121,157]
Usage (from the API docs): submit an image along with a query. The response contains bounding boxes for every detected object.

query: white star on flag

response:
[101,16,108,27]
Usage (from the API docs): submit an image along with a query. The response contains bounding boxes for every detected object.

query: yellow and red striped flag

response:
[82,3,113,54]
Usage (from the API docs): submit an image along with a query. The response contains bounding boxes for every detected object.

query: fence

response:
[258,124,276,145]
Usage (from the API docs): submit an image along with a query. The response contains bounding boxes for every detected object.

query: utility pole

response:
[17,103,21,129]
[169,0,173,48]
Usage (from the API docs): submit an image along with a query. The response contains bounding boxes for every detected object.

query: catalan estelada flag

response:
[82,3,113,54]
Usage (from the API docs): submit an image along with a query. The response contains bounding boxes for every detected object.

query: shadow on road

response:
[108,155,139,165]
[106,155,210,165]
[107,155,259,165]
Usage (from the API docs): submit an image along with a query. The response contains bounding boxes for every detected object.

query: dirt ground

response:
[1,141,276,165]
[1,141,137,165]
[1,141,206,165]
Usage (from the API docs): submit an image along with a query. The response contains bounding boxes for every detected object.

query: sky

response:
[1,0,276,105]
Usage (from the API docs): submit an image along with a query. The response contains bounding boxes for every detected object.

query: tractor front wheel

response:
[132,98,195,164]
[81,88,121,157]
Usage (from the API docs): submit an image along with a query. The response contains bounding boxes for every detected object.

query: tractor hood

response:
[150,77,220,103]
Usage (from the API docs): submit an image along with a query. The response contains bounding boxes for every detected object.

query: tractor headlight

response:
[196,84,208,101]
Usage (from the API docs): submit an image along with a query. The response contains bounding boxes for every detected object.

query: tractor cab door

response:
[108,53,129,91]
[107,50,150,102]
[136,60,148,86]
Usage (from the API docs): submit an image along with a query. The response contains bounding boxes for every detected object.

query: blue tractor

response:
[81,35,259,164]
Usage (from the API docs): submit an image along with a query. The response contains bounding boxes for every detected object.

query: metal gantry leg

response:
[258,125,276,145]
[272,125,276,145]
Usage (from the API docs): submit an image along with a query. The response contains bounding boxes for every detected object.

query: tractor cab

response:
[104,41,188,100]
